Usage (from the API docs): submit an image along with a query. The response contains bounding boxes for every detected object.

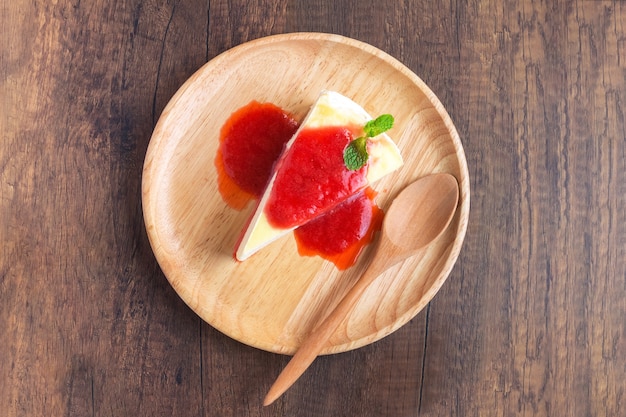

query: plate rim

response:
[142,32,470,354]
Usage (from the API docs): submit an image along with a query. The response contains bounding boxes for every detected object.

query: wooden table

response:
[3,1,625,416]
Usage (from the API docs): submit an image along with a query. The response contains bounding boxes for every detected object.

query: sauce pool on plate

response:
[216,101,299,209]
[294,188,383,270]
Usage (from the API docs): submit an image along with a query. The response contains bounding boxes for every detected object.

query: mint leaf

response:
[343,114,394,171]
[343,136,368,170]
[363,114,394,138]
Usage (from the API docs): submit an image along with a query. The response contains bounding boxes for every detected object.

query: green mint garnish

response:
[343,114,394,171]
[364,114,394,137]
[344,136,369,170]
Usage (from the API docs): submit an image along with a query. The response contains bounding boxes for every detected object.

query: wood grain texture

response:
[2,0,625,416]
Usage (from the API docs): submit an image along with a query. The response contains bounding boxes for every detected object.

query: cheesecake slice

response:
[235,91,403,261]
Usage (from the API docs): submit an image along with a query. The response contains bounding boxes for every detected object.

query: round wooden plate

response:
[142,33,469,355]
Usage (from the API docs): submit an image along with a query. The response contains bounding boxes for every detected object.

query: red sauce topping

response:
[265,126,368,228]
[294,188,383,270]
[216,101,383,269]
[216,101,298,209]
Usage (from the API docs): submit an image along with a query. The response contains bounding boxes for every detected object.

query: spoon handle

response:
[263,255,389,406]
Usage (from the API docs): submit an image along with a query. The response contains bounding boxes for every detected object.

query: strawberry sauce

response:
[216,101,298,208]
[216,101,383,269]
[265,126,368,228]
[294,188,383,270]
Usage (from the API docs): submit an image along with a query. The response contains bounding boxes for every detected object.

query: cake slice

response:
[235,90,403,261]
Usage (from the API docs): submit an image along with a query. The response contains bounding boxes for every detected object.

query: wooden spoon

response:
[263,173,460,405]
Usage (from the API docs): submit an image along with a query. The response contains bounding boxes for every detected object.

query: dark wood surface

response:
[3,1,625,416]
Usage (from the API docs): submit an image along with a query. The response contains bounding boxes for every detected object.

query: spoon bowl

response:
[381,173,460,264]
[264,173,460,405]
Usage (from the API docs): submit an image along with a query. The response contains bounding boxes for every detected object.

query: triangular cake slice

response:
[235,90,403,261]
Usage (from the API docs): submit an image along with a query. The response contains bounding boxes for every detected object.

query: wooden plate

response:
[142,33,469,355]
